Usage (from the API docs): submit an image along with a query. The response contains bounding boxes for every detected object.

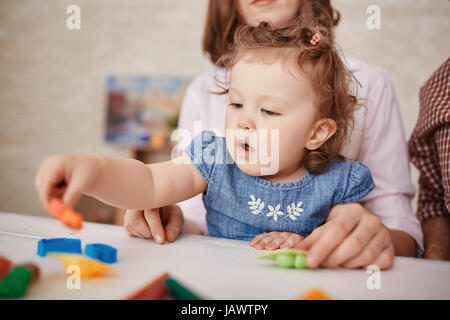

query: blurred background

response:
[0,0,449,225]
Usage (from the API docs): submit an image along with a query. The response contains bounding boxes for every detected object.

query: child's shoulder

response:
[321,160,373,186]
[326,159,371,177]
[189,130,225,147]
[323,160,375,205]
[185,130,230,164]
[184,130,230,185]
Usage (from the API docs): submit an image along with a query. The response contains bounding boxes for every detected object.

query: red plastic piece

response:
[0,256,12,280]
[126,272,170,300]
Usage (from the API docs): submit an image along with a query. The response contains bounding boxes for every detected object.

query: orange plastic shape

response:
[297,288,333,300]
[48,198,83,230]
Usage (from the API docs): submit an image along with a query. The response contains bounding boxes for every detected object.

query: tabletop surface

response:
[0,212,449,300]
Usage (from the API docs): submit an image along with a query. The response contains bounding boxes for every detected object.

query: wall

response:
[0,0,449,218]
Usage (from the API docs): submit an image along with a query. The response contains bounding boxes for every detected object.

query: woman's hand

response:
[293,203,395,270]
[124,205,185,244]
[35,154,101,209]
[250,231,304,250]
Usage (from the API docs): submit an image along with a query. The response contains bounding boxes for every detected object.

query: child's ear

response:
[306,118,337,150]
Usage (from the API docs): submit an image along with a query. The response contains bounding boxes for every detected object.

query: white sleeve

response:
[356,67,423,256]
[175,77,208,235]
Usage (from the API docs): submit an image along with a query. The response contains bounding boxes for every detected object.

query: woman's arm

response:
[353,63,423,256]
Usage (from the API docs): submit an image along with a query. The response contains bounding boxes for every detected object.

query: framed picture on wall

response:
[104,75,190,148]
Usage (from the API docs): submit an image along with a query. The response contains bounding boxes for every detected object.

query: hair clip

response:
[310,33,320,46]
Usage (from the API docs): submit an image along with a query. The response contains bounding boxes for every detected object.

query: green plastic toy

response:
[258,249,308,269]
[0,267,32,298]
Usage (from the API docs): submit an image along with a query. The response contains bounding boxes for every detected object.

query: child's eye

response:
[229,103,243,109]
[262,109,281,116]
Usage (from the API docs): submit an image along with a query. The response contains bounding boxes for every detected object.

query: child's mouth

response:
[240,142,253,152]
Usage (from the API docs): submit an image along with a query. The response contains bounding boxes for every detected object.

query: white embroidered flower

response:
[266,204,284,222]
[286,201,304,220]
[248,194,265,215]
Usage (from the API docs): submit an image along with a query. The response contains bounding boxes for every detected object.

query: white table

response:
[0,212,449,300]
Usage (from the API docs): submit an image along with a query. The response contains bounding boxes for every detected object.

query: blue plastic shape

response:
[37,238,82,257]
[84,243,117,264]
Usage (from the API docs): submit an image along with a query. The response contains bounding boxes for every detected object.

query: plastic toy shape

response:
[0,264,40,299]
[37,238,82,257]
[85,243,117,264]
[258,248,308,269]
[50,254,118,278]
[48,197,83,230]
[164,278,202,300]
[0,256,12,280]
[296,288,333,300]
[126,272,170,300]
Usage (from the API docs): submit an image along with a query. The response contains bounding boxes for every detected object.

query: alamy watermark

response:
[66,5,81,30]
[366,264,381,290]
[366,5,381,30]
[66,265,81,290]
[170,121,280,175]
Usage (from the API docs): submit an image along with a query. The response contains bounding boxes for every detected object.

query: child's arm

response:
[89,154,207,210]
[35,153,207,211]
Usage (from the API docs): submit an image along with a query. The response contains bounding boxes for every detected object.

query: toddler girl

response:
[35,9,374,247]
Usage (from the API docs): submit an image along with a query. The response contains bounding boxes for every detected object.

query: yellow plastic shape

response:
[50,254,119,278]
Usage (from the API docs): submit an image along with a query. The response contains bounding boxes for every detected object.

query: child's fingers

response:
[124,210,152,239]
[62,184,83,210]
[265,232,292,250]
[62,167,95,209]
[161,206,183,242]
[36,166,63,209]
[144,209,165,244]
[250,232,268,246]
[250,233,268,246]
[34,172,47,209]
[35,155,68,209]
[254,232,279,250]
[126,225,149,239]
[279,233,304,249]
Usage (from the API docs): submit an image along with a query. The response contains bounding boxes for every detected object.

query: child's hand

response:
[124,205,184,244]
[35,154,101,209]
[250,232,304,250]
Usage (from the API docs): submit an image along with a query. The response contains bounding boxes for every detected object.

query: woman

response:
[124,0,422,269]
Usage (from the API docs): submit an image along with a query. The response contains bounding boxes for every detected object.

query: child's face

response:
[225,51,321,179]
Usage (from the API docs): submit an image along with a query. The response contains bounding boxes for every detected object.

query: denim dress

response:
[185,130,375,241]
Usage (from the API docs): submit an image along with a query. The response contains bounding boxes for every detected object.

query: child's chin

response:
[235,162,276,177]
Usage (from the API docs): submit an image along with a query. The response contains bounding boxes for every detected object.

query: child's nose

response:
[237,112,256,131]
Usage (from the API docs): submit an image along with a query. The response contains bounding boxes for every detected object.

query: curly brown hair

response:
[217,2,359,175]
[203,0,341,66]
